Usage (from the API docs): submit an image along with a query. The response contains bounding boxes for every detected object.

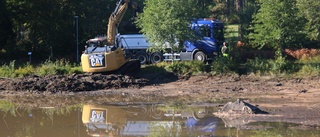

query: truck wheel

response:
[150,52,163,64]
[150,106,164,120]
[194,51,206,62]
[193,108,207,119]
[134,52,148,65]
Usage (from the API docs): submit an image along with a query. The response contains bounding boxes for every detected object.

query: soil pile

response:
[0,73,149,93]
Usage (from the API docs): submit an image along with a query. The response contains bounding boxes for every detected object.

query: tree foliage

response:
[0,0,13,51]
[135,0,211,51]
[249,0,306,55]
[1,0,140,60]
[209,0,238,24]
[0,0,320,63]
[297,0,320,41]
[238,0,258,42]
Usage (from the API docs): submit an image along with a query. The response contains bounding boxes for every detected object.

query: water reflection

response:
[82,104,217,137]
[0,102,320,137]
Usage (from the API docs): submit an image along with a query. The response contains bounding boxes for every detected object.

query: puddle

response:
[0,102,319,137]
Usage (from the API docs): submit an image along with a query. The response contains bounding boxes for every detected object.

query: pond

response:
[0,102,319,137]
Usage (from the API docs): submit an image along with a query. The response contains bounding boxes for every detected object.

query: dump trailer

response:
[116,34,163,64]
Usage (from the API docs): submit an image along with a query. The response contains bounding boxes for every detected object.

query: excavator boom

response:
[107,0,140,45]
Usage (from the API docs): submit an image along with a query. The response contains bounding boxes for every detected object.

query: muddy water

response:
[0,103,319,137]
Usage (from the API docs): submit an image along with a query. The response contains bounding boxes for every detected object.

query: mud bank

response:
[0,73,320,127]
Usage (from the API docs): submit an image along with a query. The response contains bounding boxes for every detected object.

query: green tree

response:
[0,0,13,51]
[209,0,228,22]
[297,0,320,42]
[238,0,258,42]
[4,0,29,58]
[135,0,210,52]
[249,0,306,58]
[209,0,243,24]
[3,0,121,60]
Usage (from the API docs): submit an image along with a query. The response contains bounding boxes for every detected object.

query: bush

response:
[0,59,83,78]
[246,57,299,76]
[2,55,319,79]
[165,61,208,76]
[0,60,16,78]
[294,56,320,77]
[69,66,83,74]
[14,63,34,77]
[36,59,81,76]
[284,48,320,60]
[210,57,238,75]
[296,65,320,77]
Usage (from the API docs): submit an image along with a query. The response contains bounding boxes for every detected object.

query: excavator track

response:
[115,59,141,74]
[83,59,141,75]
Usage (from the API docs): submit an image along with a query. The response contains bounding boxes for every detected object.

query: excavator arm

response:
[107,0,140,46]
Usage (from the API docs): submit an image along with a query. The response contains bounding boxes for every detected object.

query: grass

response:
[0,99,83,117]
[294,56,320,77]
[163,61,208,76]
[225,24,239,38]
[0,59,82,78]
[225,24,239,46]
[0,100,16,116]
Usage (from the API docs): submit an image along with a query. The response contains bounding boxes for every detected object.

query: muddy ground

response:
[0,72,320,128]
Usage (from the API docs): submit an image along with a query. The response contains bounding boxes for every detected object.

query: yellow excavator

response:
[81,0,141,73]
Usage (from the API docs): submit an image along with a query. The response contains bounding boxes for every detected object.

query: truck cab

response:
[164,18,225,62]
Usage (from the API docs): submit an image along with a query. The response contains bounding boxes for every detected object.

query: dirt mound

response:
[0,73,149,93]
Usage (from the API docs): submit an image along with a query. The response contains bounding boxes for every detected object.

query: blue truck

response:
[116,18,225,64]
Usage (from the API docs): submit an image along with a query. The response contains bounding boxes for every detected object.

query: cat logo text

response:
[89,54,105,67]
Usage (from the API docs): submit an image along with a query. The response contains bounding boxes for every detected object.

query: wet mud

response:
[0,73,150,93]
[0,73,320,128]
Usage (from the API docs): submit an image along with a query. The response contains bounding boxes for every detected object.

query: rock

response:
[298,89,308,93]
[215,99,268,115]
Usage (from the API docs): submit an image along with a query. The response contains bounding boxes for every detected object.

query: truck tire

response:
[194,51,206,62]
[150,52,163,64]
[134,52,148,65]
[193,108,207,119]
[150,106,164,119]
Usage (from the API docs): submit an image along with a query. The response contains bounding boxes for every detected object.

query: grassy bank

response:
[156,57,320,77]
[0,60,82,78]
[0,56,320,78]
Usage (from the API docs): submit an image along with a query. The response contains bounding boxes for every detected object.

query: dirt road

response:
[0,73,320,127]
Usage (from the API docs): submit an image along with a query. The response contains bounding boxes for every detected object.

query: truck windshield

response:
[199,26,211,37]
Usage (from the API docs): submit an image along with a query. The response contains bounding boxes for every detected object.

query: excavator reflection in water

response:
[82,104,218,137]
